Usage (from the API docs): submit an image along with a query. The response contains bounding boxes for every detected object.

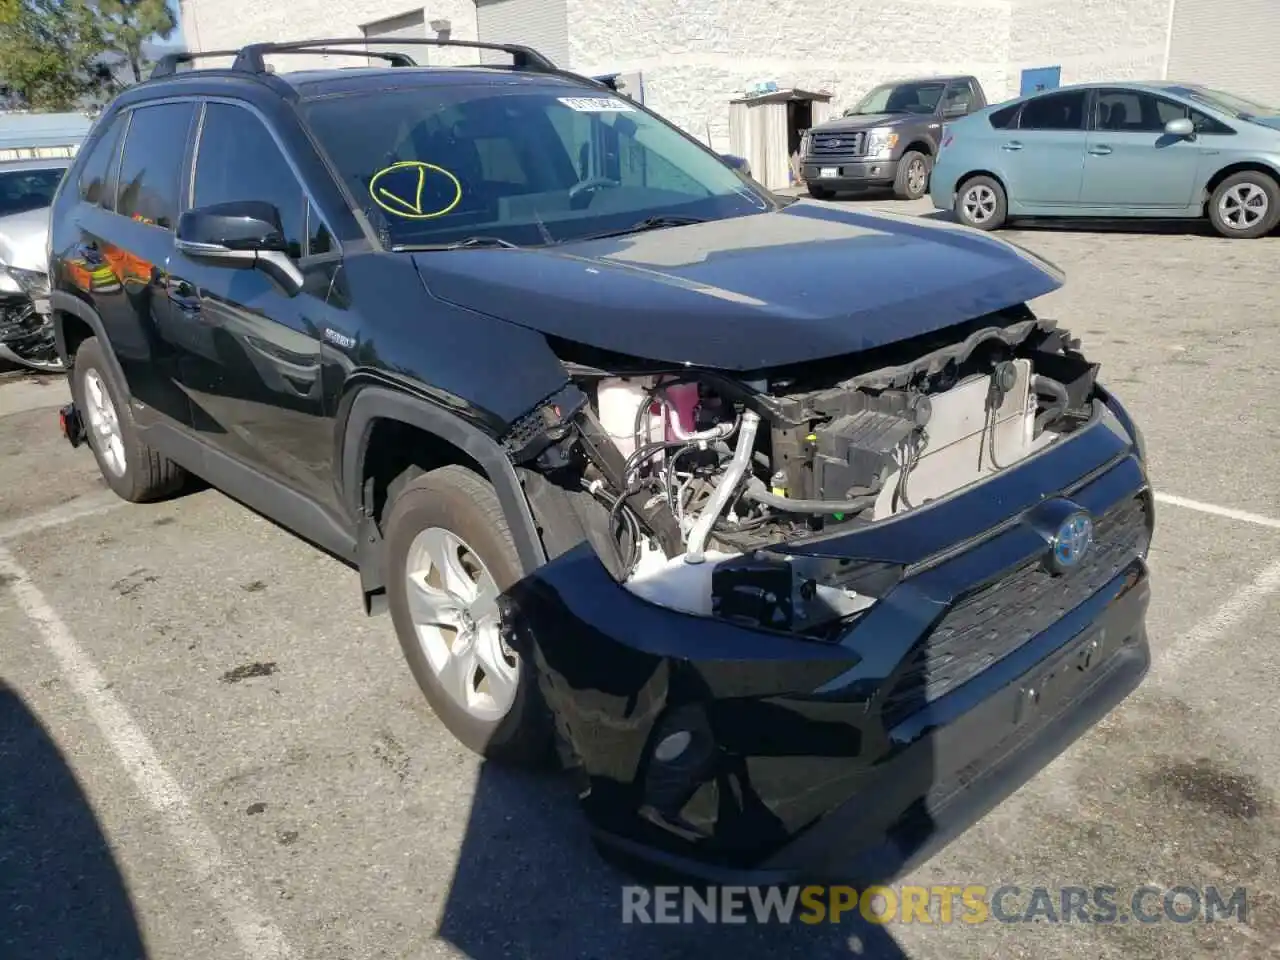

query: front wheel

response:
[1207,171,1280,239]
[383,464,552,766]
[954,175,1008,230]
[893,150,932,200]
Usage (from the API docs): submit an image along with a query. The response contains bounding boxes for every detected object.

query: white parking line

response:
[0,547,295,960]
[0,490,126,541]
[1153,557,1280,680]
[1153,492,1280,531]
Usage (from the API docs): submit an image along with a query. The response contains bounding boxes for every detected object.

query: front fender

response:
[337,383,549,577]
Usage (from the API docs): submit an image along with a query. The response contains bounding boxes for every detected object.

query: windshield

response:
[0,166,66,217]
[844,81,946,116]
[1178,85,1279,119]
[302,84,769,249]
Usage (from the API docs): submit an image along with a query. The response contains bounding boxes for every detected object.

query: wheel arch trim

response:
[1202,159,1280,205]
[50,290,129,391]
[340,385,548,577]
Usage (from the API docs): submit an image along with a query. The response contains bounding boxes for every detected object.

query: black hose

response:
[742,477,878,515]
[1032,374,1070,433]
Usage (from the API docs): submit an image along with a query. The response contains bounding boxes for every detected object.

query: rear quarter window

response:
[77,114,125,208]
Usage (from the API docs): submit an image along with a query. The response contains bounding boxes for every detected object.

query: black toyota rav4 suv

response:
[49,38,1154,883]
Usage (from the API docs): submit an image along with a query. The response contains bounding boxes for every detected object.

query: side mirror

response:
[720,153,752,176]
[175,200,303,296]
[943,101,969,118]
[1164,117,1195,138]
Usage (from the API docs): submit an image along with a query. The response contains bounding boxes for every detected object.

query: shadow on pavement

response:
[919,208,1221,237]
[0,680,147,960]
[436,762,912,959]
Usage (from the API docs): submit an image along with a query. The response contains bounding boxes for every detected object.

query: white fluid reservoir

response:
[598,377,660,460]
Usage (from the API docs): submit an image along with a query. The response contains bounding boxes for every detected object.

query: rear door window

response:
[1018,90,1087,131]
[116,102,197,229]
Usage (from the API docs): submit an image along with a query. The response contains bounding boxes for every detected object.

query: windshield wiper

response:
[393,236,521,251]
[573,215,708,242]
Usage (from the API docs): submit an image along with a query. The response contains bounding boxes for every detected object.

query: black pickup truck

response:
[802,75,988,200]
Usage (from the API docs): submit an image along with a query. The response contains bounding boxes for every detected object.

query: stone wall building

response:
[178,0,1274,152]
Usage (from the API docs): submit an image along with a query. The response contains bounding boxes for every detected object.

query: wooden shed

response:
[728,88,833,191]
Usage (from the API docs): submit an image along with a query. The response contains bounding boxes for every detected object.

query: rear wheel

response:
[893,150,932,200]
[383,464,552,766]
[71,336,187,502]
[954,175,1007,230]
[1207,171,1280,239]
[807,184,836,200]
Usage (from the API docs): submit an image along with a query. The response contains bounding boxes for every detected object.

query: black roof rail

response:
[231,37,557,73]
[257,47,419,68]
[150,49,243,79]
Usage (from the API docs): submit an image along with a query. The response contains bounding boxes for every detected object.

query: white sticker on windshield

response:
[557,96,635,113]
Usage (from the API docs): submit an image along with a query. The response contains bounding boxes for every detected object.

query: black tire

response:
[70,336,187,502]
[1206,170,1280,239]
[383,464,552,766]
[953,174,1008,231]
[893,150,932,200]
[807,184,836,200]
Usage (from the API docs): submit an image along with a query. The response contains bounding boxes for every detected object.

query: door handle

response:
[1001,141,1023,151]
[1088,145,1113,155]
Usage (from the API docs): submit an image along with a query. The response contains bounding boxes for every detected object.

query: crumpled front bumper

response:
[0,293,61,370]
[503,395,1153,883]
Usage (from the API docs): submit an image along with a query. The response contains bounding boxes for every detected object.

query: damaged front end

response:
[498,304,1153,882]
[0,264,60,371]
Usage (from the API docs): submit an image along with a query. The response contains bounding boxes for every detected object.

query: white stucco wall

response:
[178,1,481,70]
[1009,0,1173,88]
[179,0,1176,149]
[567,0,1013,152]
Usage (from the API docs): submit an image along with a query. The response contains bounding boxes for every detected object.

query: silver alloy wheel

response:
[906,157,928,195]
[1218,182,1269,231]
[962,184,998,224]
[404,526,518,722]
[83,368,126,477]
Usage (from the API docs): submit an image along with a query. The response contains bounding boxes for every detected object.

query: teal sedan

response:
[929,82,1280,239]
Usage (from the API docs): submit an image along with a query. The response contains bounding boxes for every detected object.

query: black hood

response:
[810,113,922,133]
[413,202,1064,371]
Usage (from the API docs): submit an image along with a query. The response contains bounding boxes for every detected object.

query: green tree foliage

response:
[96,0,175,83]
[0,0,114,110]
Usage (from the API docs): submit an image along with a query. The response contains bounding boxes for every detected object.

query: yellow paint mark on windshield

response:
[369,161,462,219]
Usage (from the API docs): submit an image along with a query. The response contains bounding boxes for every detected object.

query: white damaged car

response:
[0,158,71,371]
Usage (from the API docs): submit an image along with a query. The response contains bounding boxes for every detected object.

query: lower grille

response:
[809,131,867,157]
[881,495,1150,727]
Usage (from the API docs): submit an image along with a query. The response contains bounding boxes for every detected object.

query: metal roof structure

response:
[0,111,94,159]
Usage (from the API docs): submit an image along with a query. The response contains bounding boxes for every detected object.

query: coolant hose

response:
[1032,374,1069,432]
[742,477,879,515]
[684,409,760,564]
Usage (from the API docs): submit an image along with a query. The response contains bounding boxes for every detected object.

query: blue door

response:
[1020,66,1061,96]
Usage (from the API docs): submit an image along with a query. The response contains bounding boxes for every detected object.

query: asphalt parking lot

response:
[3,200,1279,960]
